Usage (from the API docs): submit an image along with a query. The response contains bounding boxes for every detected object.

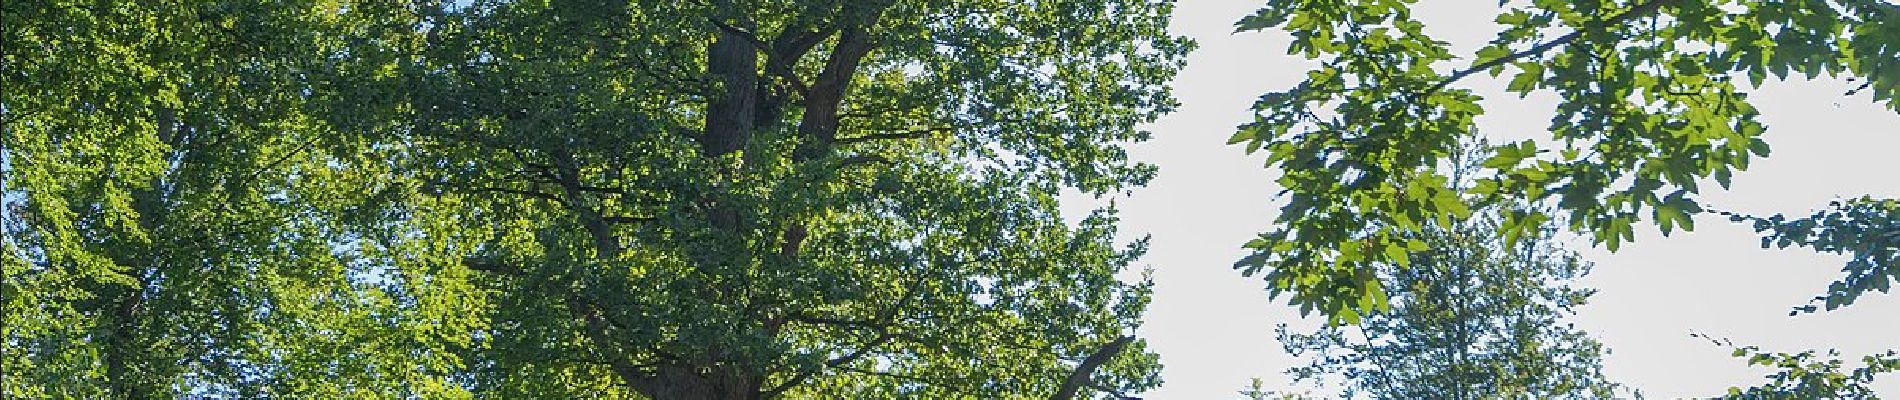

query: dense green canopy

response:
[7,0,1895,397]
[2,0,1189,398]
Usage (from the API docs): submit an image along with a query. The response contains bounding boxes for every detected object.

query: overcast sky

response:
[1082,1,1900,398]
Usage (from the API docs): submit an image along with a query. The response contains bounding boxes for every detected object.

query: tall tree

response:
[1275,210,1626,399]
[4,0,1190,398]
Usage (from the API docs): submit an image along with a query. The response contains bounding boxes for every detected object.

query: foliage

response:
[1274,204,1628,399]
[1719,197,1900,314]
[1694,334,1900,399]
[1,1,466,397]
[1232,1,1899,396]
[1232,0,1900,320]
[2,0,1190,398]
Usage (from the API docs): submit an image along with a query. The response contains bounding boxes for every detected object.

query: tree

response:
[1274,205,1627,399]
[3,0,1191,398]
[2,1,462,397]
[1231,0,1899,320]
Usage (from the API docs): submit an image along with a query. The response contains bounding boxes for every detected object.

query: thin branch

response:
[786,314,888,331]
[603,215,655,224]
[568,297,659,394]
[463,257,520,275]
[764,270,926,397]
[1846,79,1874,96]
[838,154,890,168]
[835,126,953,145]
[762,331,897,397]
[475,186,562,202]
[238,139,317,185]
[834,365,975,394]
[1425,0,1671,96]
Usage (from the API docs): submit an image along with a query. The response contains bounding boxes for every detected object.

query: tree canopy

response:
[6,0,1896,397]
[2,0,1190,398]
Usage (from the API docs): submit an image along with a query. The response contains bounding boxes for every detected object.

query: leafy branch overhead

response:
[1233,0,1900,320]
[1694,333,1900,398]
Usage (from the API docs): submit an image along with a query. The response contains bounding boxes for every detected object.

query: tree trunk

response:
[645,364,762,400]
[699,17,759,158]
[103,289,149,400]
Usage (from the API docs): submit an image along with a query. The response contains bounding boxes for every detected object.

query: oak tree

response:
[2,0,1190,398]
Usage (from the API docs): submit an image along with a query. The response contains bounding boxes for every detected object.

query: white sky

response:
[1078,1,1900,398]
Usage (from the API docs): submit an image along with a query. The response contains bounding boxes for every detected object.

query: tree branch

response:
[762,330,897,398]
[835,126,953,145]
[568,297,659,394]
[791,2,891,161]
[763,21,835,96]
[604,215,656,224]
[476,186,562,202]
[699,10,762,158]
[463,257,520,275]
[1425,0,1671,96]
[785,314,888,331]
[838,154,889,168]
[1051,336,1136,400]
[708,17,772,53]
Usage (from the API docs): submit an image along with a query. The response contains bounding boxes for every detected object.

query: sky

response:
[1078,1,1900,398]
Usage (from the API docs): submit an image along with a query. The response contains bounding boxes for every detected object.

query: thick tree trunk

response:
[644,4,891,399]
[700,20,759,158]
[645,364,762,400]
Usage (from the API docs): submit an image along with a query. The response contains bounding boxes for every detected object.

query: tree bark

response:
[646,364,762,400]
[700,17,760,158]
[1051,336,1136,400]
[648,3,892,398]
